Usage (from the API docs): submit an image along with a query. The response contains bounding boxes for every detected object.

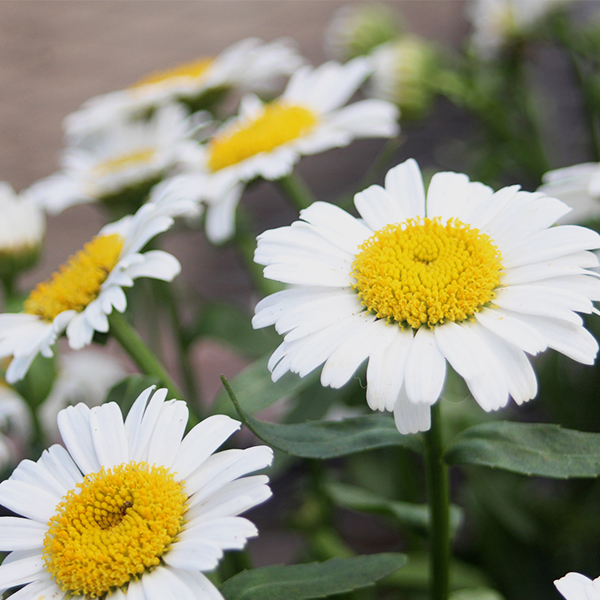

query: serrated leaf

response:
[445,421,600,478]
[222,376,422,457]
[211,357,320,418]
[219,553,406,600]
[326,482,463,536]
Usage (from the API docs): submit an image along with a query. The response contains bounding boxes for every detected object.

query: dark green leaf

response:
[222,376,422,457]
[211,358,320,418]
[326,482,463,536]
[445,421,600,478]
[220,553,406,600]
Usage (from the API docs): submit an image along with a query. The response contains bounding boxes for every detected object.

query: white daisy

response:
[0,385,273,600]
[0,200,188,384]
[539,163,600,225]
[26,105,193,216]
[38,349,127,443]
[555,573,600,600]
[171,57,399,243]
[64,38,305,141]
[0,182,45,278]
[252,159,600,434]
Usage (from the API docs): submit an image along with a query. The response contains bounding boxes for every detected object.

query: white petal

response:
[393,386,431,434]
[7,574,63,600]
[127,387,168,462]
[124,250,181,282]
[0,549,45,590]
[171,415,241,480]
[426,171,472,221]
[140,566,198,600]
[383,158,425,219]
[0,517,47,551]
[404,327,446,404]
[57,403,101,475]
[146,401,189,468]
[354,184,405,231]
[89,402,128,469]
[205,183,244,244]
[555,572,600,600]
[38,445,83,491]
[0,480,58,522]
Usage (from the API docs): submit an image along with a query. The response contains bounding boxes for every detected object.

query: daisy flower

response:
[539,163,600,225]
[172,57,399,243]
[0,385,273,600]
[0,182,45,279]
[26,104,193,216]
[0,200,187,384]
[555,572,600,600]
[64,38,305,141]
[252,159,600,434]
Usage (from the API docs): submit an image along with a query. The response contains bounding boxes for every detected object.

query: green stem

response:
[424,402,450,600]
[108,311,186,403]
[275,172,316,211]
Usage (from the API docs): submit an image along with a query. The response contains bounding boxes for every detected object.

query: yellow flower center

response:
[43,461,187,598]
[207,101,319,172]
[24,234,124,322]
[130,58,214,89]
[352,217,503,329]
[94,149,157,178]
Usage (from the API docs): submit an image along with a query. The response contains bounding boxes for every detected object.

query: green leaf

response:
[445,421,600,478]
[326,482,463,536]
[222,376,422,457]
[106,375,160,414]
[211,357,320,418]
[188,302,278,359]
[219,553,406,600]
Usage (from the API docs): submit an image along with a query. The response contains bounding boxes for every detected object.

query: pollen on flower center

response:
[24,233,124,322]
[42,461,187,598]
[207,101,319,172]
[351,217,503,329]
[94,149,157,178]
[130,58,214,89]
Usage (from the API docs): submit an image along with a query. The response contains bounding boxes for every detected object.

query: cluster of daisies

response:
[0,18,599,600]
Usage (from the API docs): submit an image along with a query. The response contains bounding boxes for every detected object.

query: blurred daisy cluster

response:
[2,2,600,600]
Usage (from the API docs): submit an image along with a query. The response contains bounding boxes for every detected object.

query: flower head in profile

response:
[0,182,45,279]
[0,385,273,600]
[539,162,600,225]
[172,57,399,243]
[64,38,304,141]
[253,159,600,434]
[27,105,193,216]
[0,200,187,383]
[555,572,600,600]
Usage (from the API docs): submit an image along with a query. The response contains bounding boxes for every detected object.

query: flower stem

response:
[424,401,450,600]
[275,172,316,211]
[108,311,186,403]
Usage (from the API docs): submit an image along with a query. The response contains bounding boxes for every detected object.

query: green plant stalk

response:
[424,401,450,600]
[275,172,317,211]
[108,311,185,403]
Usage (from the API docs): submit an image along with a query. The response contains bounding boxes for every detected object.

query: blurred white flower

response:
[27,105,193,215]
[0,182,45,279]
[171,57,399,243]
[467,0,573,58]
[0,382,32,468]
[539,163,600,224]
[555,572,600,600]
[64,38,305,140]
[325,3,401,61]
[38,349,127,442]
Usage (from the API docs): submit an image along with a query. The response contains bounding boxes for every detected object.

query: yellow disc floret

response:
[43,461,187,598]
[352,217,503,329]
[94,149,157,178]
[24,234,124,322]
[130,58,214,89]
[207,101,319,172]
